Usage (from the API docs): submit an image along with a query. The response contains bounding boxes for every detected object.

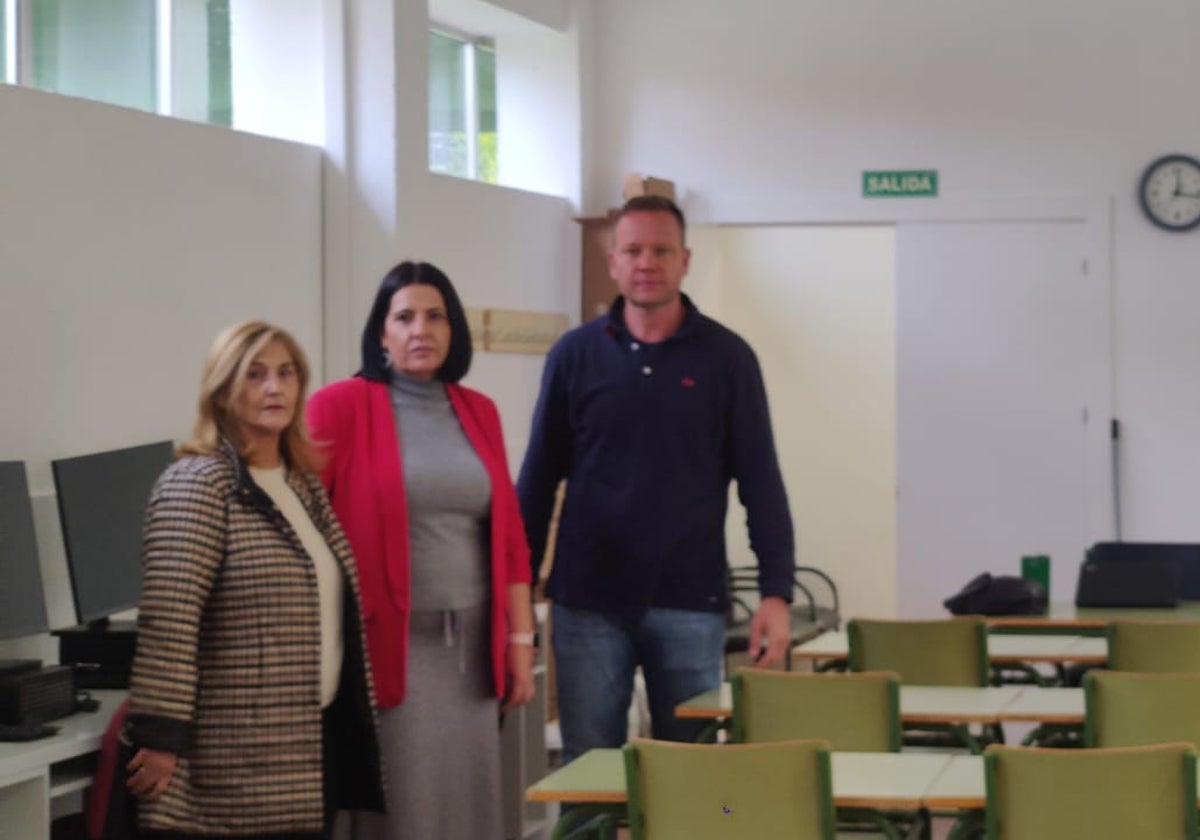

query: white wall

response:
[325,0,579,466]
[494,12,580,201]
[0,0,572,669]
[583,0,1200,612]
[688,226,898,620]
[0,84,323,656]
[429,0,582,201]
[482,0,571,31]
[230,0,326,145]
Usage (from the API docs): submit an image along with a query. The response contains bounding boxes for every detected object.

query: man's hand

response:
[748,596,791,668]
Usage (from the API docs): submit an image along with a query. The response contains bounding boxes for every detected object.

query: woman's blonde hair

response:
[178,320,321,474]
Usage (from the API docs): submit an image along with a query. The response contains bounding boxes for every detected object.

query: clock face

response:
[1139,154,1200,232]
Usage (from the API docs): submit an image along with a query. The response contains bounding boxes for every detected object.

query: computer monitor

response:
[51,441,174,627]
[0,462,50,641]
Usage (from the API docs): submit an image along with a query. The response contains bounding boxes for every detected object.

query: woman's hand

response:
[502,642,537,711]
[126,746,178,800]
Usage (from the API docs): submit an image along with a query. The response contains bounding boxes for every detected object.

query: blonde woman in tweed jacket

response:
[124,321,384,839]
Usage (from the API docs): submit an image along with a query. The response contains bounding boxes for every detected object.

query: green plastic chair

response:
[622,738,836,840]
[1107,619,1200,671]
[731,669,901,751]
[984,742,1197,839]
[731,669,910,838]
[847,618,988,686]
[1084,669,1200,748]
[848,618,993,752]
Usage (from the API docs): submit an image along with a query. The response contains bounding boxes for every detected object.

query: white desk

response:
[527,748,954,811]
[997,686,1084,724]
[676,682,1025,725]
[791,631,1107,666]
[922,753,1200,810]
[0,689,124,840]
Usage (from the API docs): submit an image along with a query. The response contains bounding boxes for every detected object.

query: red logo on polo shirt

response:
[681,377,696,388]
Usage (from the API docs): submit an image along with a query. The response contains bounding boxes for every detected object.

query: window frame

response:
[429,22,496,184]
[4,0,229,126]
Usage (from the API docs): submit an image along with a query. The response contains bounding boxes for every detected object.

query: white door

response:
[895,220,1112,617]
[689,224,898,620]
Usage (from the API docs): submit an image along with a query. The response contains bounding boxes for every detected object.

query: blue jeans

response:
[552,604,726,763]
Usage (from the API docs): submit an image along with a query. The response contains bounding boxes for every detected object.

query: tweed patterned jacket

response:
[126,444,383,837]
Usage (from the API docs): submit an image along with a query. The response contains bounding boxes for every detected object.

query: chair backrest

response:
[847,618,988,686]
[1085,669,1200,749]
[623,738,835,840]
[1107,619,1200,672]
[984,742,1197,839]
[731,669,901,751]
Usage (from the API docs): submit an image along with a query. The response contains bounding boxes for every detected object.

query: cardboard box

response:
[622,173,676,202]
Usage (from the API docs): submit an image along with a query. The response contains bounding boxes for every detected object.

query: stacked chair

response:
[724,565,840,671]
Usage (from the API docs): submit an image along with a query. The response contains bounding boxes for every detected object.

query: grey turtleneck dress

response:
[357,372,501,840]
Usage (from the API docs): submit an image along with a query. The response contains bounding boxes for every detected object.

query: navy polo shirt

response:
[517,295,794,615]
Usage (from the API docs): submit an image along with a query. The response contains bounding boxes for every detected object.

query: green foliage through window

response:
[14,0,230,127]
[429,28,497,184]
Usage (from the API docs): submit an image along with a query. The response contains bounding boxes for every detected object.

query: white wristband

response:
[508,632,536,646]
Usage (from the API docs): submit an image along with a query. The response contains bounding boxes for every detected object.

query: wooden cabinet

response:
[578,214,617,323]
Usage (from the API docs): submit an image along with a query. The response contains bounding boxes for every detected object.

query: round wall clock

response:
[1139,154,1200,232]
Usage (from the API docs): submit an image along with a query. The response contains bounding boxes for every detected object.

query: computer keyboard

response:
[0,722,59,742]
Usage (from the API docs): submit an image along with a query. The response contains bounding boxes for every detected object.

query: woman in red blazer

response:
[307,261,534,840]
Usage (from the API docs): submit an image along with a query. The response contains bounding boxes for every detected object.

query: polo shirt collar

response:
[604,294,701,342]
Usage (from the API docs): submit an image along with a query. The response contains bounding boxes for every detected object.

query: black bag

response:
[944,572,1047,616]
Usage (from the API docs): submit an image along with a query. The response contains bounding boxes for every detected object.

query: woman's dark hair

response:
[359,261,473,383]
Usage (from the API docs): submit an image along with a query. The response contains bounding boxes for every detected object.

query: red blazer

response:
[306,376,532,708]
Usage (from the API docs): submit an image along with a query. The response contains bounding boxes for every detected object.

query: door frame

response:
[704,195,1117,614]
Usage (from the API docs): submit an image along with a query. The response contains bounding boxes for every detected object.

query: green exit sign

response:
[863,170,938,198]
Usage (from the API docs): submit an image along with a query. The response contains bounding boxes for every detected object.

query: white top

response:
[250,466,344,707]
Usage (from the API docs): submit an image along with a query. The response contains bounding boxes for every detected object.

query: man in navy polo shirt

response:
[517,195,794,760]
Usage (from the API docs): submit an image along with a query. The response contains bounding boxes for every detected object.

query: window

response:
[4,0,230,126]
[2,1,11,82]
[429,26,496,184]
[29,0,157,112]
[170,0,231,125]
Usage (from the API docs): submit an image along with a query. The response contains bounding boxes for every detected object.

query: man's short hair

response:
[615,195,687,243]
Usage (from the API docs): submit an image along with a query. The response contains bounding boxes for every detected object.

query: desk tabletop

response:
[675,683,733,719]
[791,632,1104,665]
[996,686,1084,724]
[1062,636,1107,662]
[526,749,625,803]
[0,690,124,783]
[830,751,954,809]
[790,630,851,659]
[921,754,986,810]
[915,750,1200,810]
[985,601,1200,630]
[901,685,1024,724]
[526,749,954,810]
[987,634,1078,662]
[675,683,1082,725]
